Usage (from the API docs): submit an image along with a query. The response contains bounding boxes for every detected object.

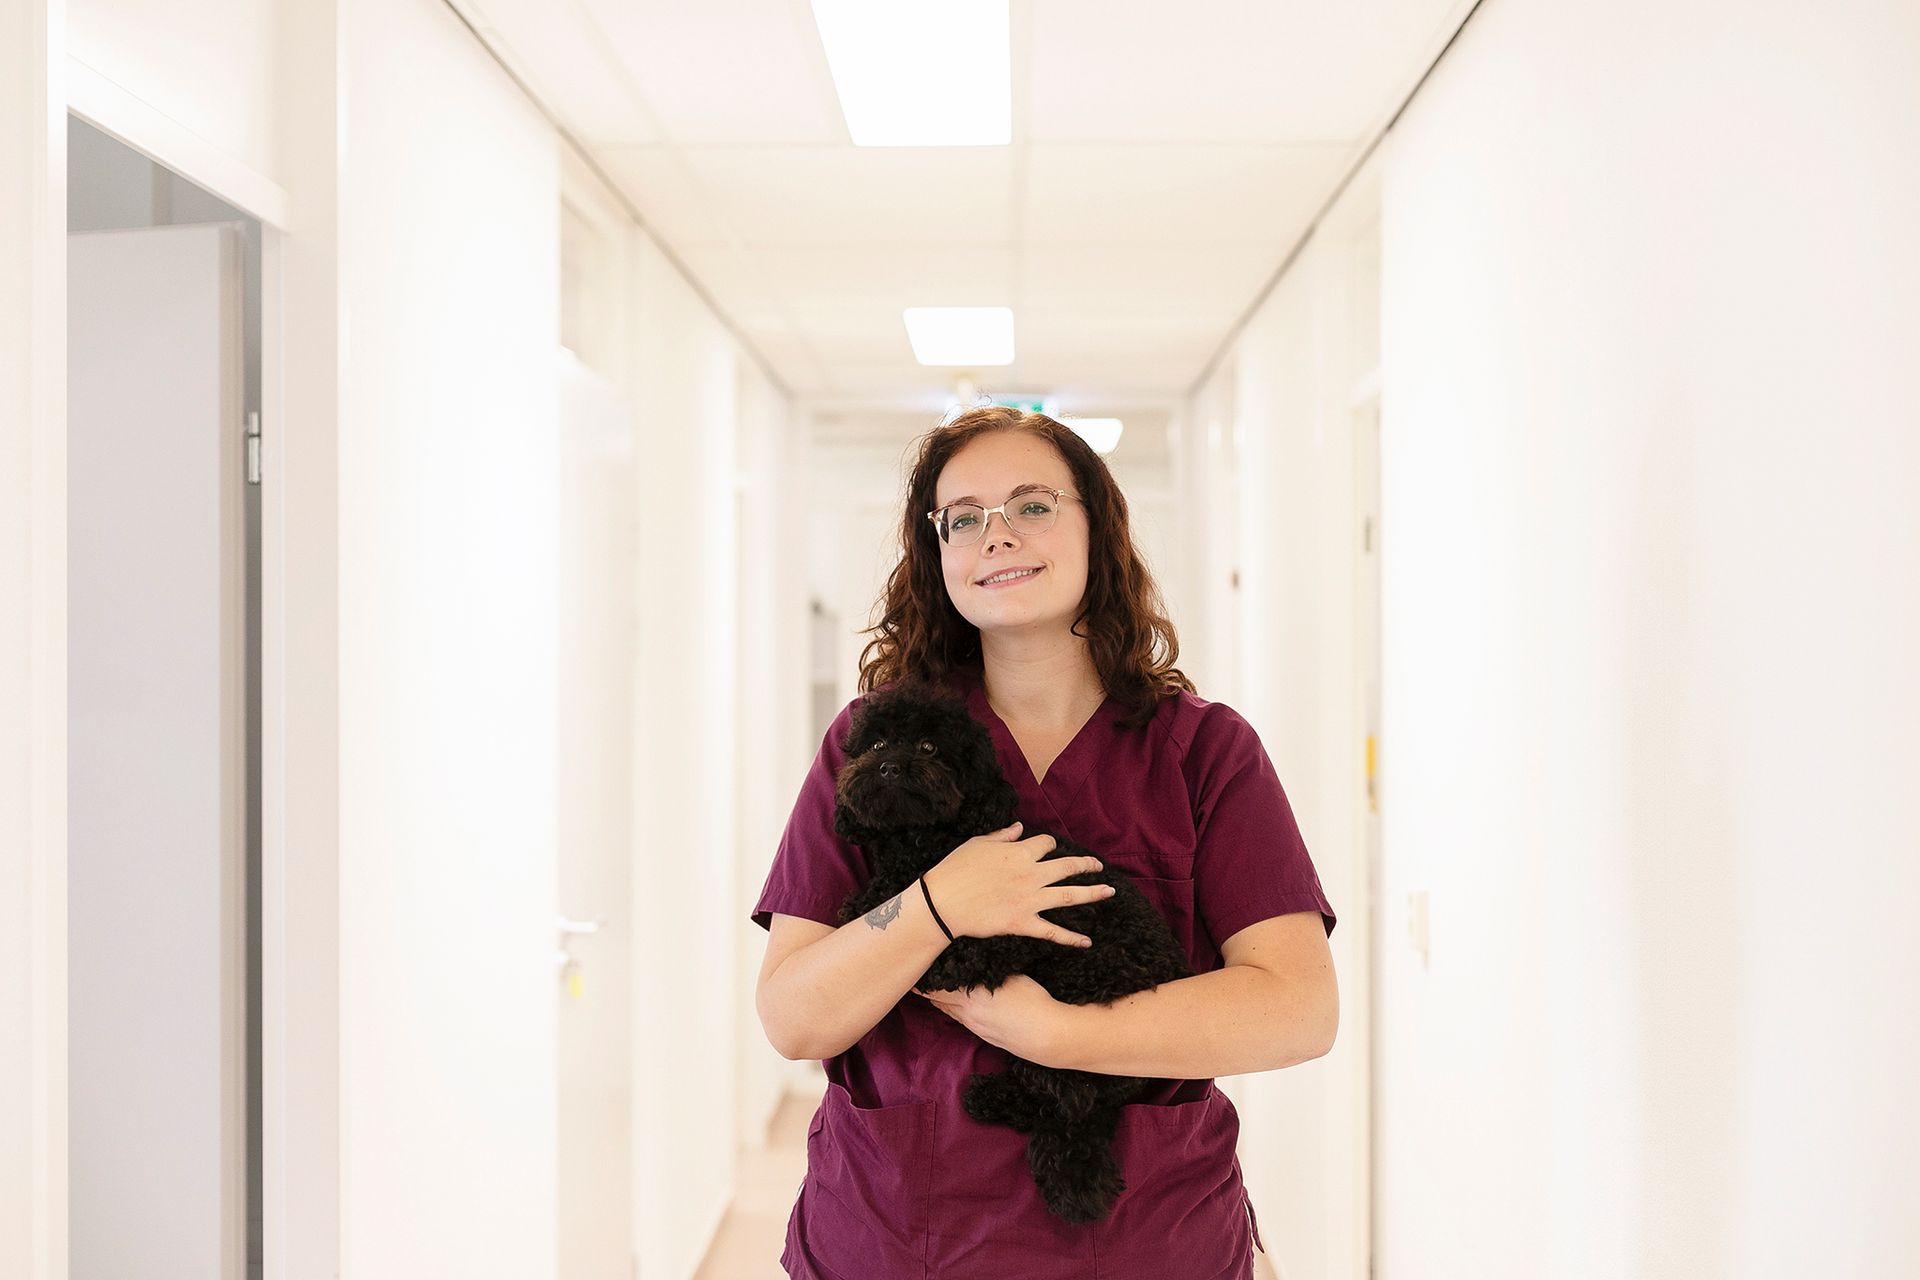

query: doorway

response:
[66,116,263,1280]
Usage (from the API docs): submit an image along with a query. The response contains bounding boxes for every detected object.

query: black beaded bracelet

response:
[918,875,955,943]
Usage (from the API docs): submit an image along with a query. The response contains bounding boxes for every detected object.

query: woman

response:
[751,406,1338,1279]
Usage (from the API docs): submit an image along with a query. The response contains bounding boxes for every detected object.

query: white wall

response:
[554,164,639,1280]
[560,144,806,1280]
[69,0,278,184]
[806,436,918,707]
[1,4,67,1279]
[265,2,344,1274]
[1174,366,1243,701]
[1375,1,1920,1275]
[734,360,812,1138]
[334,0,560,1274]
[624,230,745,1280]
[1183,172,1380,1280]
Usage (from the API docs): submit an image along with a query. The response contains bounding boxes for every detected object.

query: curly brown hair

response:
[856,406,1195,729]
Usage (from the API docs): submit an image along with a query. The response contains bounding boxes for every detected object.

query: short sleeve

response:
[750,697,871,932]
[1182,703,1337,947]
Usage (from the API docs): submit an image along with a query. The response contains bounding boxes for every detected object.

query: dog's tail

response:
[1025,1123,1127,1224]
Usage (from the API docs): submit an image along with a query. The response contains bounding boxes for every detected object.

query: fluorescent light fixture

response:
[810,0,1011,146]
[904,307,1014,366]
[1065,417,1124,454]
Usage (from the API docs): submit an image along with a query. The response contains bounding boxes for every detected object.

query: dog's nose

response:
[879,762,901,779]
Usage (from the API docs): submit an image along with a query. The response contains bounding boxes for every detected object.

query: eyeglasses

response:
[925,487,1081,547]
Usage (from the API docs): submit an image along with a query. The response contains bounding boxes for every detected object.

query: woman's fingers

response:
[1039,853,1101,884]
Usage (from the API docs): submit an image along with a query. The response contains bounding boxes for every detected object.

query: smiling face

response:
[932,430,1090,641]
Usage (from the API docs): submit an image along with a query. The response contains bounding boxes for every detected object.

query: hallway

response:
[7,1,1920,1278]
[693,1087,814,1280]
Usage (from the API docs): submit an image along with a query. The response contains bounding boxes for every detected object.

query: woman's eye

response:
[950,513,978,529]
[918,741,936,754]
[1019,501,1051,516]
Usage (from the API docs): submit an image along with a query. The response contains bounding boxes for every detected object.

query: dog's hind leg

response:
[1025,1115,1127,1224]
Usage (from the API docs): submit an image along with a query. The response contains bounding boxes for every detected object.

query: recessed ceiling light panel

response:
[810,1,1012,146]
[1065,417,1124,454]
[903,306,1015,366]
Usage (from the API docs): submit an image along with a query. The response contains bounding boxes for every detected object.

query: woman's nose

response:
[981,511,1017,546]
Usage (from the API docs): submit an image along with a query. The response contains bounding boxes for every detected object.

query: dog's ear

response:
[839,695,878,757]
[832,802,880,855]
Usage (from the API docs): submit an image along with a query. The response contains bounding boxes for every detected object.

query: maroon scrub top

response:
[750,662,1337,1280]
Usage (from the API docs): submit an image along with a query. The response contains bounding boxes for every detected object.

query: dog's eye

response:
[918,741,936,755]
[867,739,886,752]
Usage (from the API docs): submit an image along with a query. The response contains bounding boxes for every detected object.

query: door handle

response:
[554,916,606,975]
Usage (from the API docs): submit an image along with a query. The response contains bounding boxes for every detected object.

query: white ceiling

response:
[463,0,1469,413]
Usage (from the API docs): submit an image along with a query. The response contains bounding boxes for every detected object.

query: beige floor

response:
[693,1085,816,1280]
[693,1083,1279,1280]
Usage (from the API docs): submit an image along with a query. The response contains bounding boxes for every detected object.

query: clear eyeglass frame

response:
[925,487,1081,547]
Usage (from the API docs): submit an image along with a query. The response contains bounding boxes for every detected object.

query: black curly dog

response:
[831,682,1193,1224]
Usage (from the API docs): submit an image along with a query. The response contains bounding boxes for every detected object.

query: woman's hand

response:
[914,974,1074,1066]
[922,821,1115,947]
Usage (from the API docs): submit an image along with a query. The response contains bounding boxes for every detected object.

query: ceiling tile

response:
[1018,242,1282,320]
[1021,142,1353,244]
[742,329,835,392]
[1007,310,1223,389]
[822,360,987,401]
[681,147,1014,245]
[706,245,1016,313]
[1027,0,1468,143]
[575,0,844,145]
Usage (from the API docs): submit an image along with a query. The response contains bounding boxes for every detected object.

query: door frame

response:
[5,10,68,1280]
[52,52,346,1280]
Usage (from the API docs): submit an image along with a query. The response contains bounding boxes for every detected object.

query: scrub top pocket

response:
[802,1080,935,1277]
[1096,1082,1251,1280]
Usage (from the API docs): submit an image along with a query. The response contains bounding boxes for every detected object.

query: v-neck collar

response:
[955,662,1115,819]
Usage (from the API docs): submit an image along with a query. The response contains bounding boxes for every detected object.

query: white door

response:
[67,223,248,1279]
[555,350,637,1277]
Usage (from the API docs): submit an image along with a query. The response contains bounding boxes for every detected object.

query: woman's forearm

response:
[1050,964,1336,1078]
[760,885,951,1060]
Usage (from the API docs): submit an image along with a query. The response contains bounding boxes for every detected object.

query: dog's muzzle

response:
[836,756,964,828]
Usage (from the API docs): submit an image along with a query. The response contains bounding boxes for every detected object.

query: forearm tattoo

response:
[864,893,903,930]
